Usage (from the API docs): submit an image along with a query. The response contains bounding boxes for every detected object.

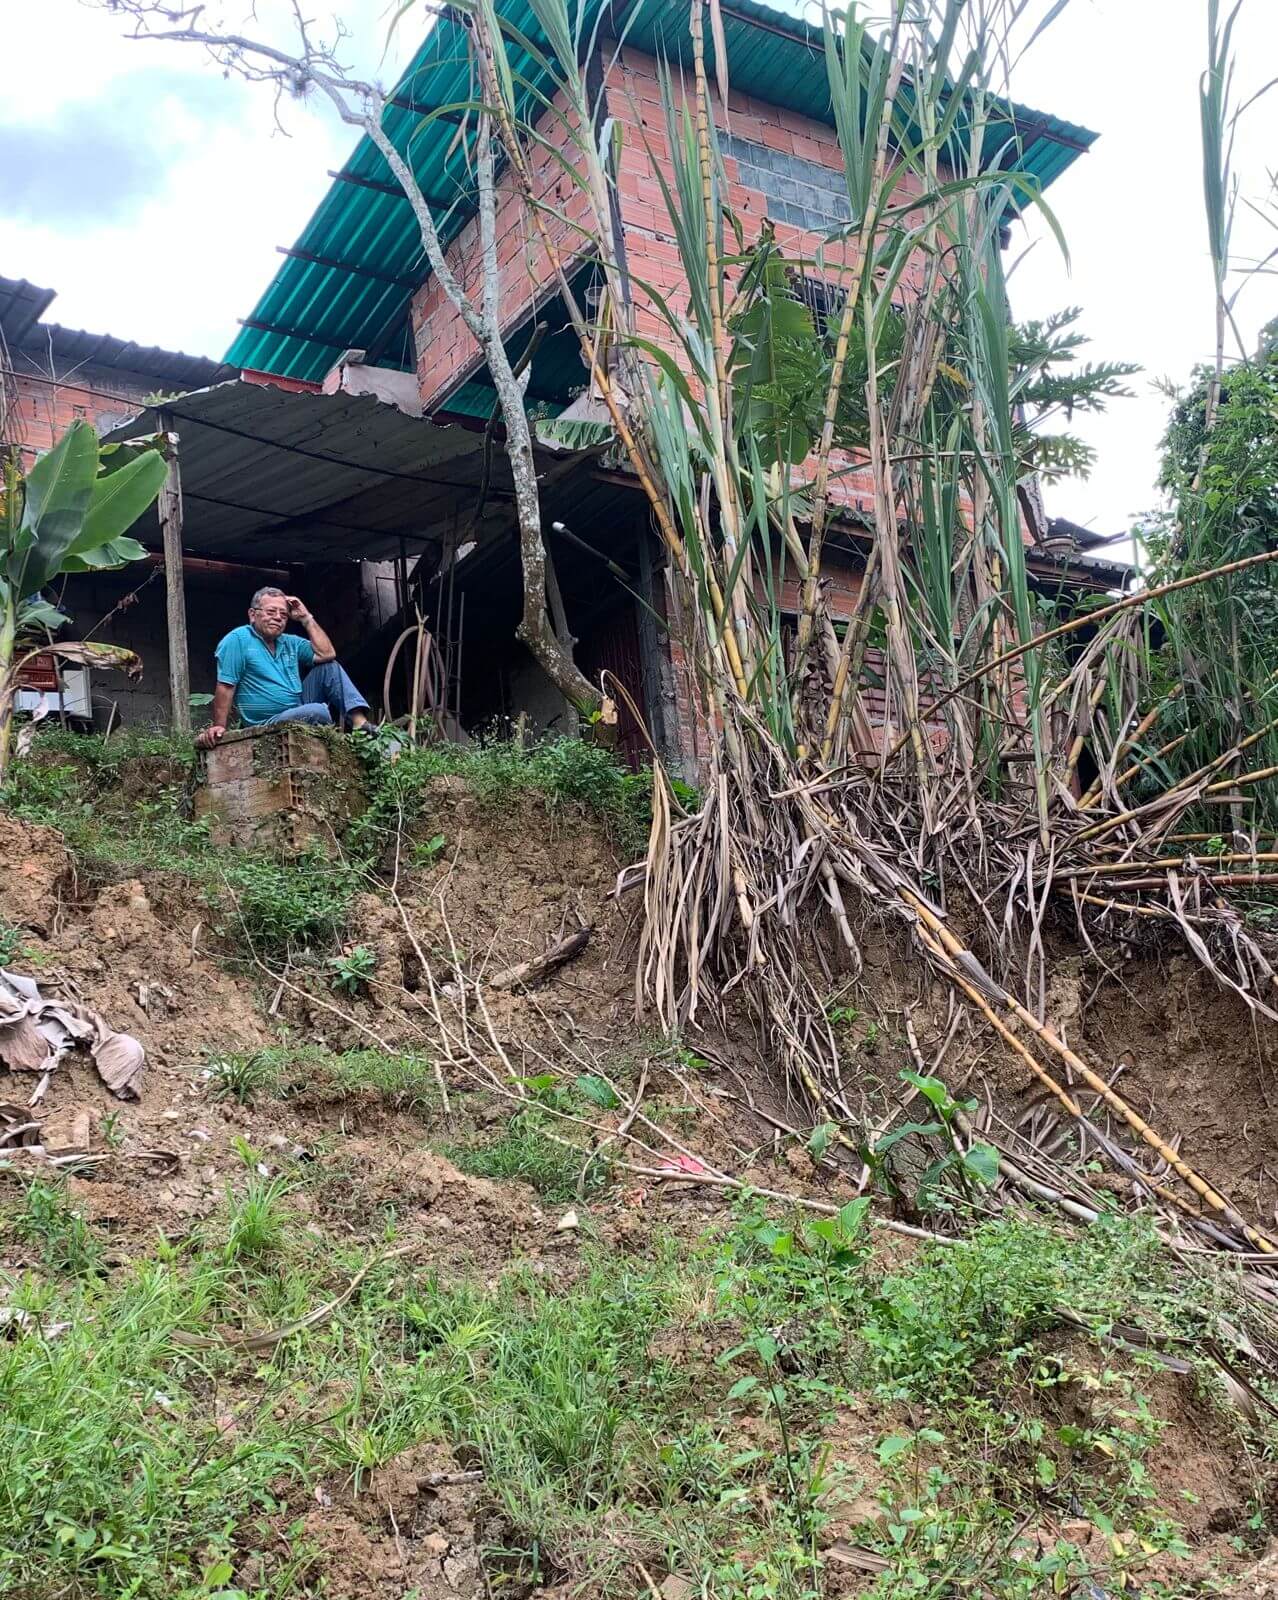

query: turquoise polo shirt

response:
[214,625,316,726]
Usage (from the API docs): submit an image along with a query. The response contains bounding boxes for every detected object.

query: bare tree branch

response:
[95,0,601,711]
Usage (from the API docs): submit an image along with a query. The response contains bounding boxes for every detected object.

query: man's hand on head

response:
[285,596,312,624]
[197,725,227,751]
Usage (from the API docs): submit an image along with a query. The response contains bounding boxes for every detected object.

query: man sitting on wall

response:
[196,586,372,750]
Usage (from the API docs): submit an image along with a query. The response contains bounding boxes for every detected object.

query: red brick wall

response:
[410,94,597,410]
[409,43,932,512]
[4,365,154,466]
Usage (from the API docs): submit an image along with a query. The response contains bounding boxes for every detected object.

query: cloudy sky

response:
[2,0,1276,539]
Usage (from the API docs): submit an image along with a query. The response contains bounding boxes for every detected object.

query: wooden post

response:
[156,415,190,732]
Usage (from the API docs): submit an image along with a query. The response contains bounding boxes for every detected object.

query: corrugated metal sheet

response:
[101,380,506,563]
[2,271,233,389]
[227,0,1096,385]
[12,325,232,390]
[0,274,57,346]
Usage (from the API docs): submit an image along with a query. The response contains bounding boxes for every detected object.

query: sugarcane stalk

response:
[900,885,1276,1253]
[790,8,908,728]
[890,547,1278,762]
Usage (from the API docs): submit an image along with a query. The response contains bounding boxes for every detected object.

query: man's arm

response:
[286,596,336,664]
[196,681,236,750]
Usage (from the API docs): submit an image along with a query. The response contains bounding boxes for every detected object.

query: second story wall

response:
[409,38,933,525]
[4,357,159,468]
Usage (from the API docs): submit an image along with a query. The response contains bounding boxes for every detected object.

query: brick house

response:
[0,0,1076,761]
[227,0,1126,772]
[0,273,317,725]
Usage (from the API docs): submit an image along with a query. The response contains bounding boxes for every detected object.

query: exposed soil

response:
[8,759,1278,1595]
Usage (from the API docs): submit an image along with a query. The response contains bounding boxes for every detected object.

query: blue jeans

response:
[262,661,370,729]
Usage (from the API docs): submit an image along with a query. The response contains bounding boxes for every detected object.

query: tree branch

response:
[96,0,601,713]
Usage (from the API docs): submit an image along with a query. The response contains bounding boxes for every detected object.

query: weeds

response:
[349,733,663,857]
[446,1110,604,1201]
[327,943,377,996]
[3,731,652,964]
[209,1044,439,1110]
[8,1180,101,1277]
[209,1049,278,1105]
[0,1171,1255,1599]
[223,1175,292,1261]
[0,922,26,967]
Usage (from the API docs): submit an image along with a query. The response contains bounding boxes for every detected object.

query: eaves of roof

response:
[99,378,541,565]
[0,273,57,347]
[1,271,234,391]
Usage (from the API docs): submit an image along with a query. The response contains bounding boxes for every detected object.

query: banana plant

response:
[1,422,168,782]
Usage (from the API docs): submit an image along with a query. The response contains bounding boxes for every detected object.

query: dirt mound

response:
[1076,953,1278,1219]
[0,814,72,938]
[249,1442,485,1600]
[43,876,270,1063]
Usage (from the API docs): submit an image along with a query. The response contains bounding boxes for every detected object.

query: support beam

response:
[156,419,190,733]
[274,245,420,289]
[325,168,465,209]
[386,91,466,126]
[237,316,351,350]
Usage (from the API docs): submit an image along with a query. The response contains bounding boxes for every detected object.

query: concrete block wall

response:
[59,567,250,729]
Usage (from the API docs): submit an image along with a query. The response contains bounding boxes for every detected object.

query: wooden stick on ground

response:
[487,925,591,991]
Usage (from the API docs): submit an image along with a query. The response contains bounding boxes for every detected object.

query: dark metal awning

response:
[104,379,508,564]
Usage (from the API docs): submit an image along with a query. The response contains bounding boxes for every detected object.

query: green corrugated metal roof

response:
[226,0,1097,386]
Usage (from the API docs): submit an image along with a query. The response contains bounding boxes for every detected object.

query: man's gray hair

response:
[250,586,287,610]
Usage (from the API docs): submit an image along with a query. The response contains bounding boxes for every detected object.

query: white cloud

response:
[0,0,414,355]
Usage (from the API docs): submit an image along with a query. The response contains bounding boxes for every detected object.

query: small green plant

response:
[328,943,377,996]
[209,1049,278,1105]
[11,1180,102,1276]
[0,919,26,967]
[865,1070,999,1211]
[447,1111,603,1202]
[99,1111,126,1151]
[227,852,356,954]
[224,1175,292,1261]
[412,832,447,866]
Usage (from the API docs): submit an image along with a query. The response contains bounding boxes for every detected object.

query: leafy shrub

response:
[221,851,356,954]
[862,1213,1163,1399]
[328,943,377,995]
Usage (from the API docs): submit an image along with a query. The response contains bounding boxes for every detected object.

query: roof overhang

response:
[1,271,233,391]
[103,379,513,564]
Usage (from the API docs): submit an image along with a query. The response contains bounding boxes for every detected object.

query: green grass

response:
[346,731,673,858]
[209,1044,440,1110]
[0,1171,1263,1600]
[445,1110,607,1202]
[223,1175,293,1262]
[1,730,659,957]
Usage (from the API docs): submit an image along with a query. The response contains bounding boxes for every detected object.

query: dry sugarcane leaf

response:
[0,972,144,1099]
